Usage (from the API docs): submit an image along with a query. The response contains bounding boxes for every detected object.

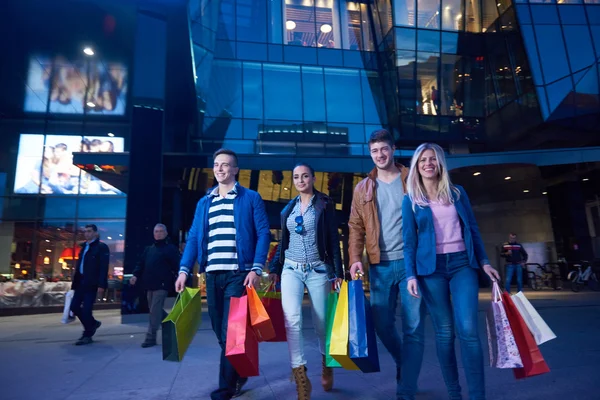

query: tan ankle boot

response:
[291,365,312,400]
[321,354,333,391]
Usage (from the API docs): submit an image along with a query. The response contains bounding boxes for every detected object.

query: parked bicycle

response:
[526,263,562,291]
[567,261,600,292]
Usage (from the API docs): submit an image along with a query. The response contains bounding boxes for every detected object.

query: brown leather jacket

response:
[348,163,409,266]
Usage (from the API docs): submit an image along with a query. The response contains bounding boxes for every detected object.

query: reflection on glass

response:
[346,2,374,50]
[418,0,440,29]
[35,221,76,281]
[394,0,417,27]
[416,52,440,115]
[442,0,463,31]
[324,68,363,123]
[441,54,461,116]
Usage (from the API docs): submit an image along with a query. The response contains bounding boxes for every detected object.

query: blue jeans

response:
[418,251,485,400]
[281,260,330,368]
[369,259,425,400]
[505,263,523,293]
[206,270,248,400]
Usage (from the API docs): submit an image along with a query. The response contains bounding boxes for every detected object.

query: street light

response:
[83,47,94,56]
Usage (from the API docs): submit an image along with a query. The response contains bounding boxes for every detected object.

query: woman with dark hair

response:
[269,163,343,400]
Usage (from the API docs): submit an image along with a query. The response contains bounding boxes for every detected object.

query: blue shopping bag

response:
[348,279,380,373]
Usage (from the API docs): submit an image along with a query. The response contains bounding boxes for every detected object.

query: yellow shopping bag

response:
[329,281,359,370]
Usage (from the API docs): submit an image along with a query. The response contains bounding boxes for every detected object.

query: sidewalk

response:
[1,290,599,400]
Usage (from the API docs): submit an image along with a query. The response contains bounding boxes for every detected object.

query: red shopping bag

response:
[247,286,276,341]
[501,291,550,379]
[259,284,286,342]
[225,295,259,377]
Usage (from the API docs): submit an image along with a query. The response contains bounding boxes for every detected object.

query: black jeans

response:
[70,287,98,337]
[206,270,248,400]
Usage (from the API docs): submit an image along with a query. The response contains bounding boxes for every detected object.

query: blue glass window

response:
[417,29,441,53]
[217,0,236,40]
[520,25,544,85]
[558,5,587,24]
[268,44,283,62]
[236,0,267,43]
[324,68,363,123]
[515,5,532,24]
[236,42,268,61]
[396,27,416,50]
[78,197,127,219]
[530,5,560,24]
[586,5,600,25]
[575,63,599,95]
[243,63,263,119]
[362,71,382,124]
[441,32,459,53]
[284,46,318,65]
[203,117,243,139]
[243,119,262,140]
[562,25,595,72]
[534,25,570,83]
[546,76,573,115]
[263,64,302,120]
[205,60,242,118]
[590,26,600,56]
[317,48,344,67]
[301,66,326,122]
[43,197,77,219]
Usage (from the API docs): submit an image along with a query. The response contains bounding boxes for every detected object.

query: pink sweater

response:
[430,201,466,254]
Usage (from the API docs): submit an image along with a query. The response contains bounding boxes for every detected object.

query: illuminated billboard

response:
[14,134,124,195]
[24,55,128,115]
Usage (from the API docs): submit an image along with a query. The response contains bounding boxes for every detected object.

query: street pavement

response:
[0,289,599,400]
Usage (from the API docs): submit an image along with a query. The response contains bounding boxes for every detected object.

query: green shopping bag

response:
[325,291,342,368]
[162,287,202,362]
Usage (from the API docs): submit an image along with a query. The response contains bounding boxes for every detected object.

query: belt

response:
[284,258,324,271]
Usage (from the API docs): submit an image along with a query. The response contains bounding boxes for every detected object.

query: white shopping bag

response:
[61,290,75,324]
[511,291,557,345]
[486,282,523,368]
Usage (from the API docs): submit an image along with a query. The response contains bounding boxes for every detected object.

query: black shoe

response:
[232,378,248,398]
[92,320,102,336]
[141,340,157,348]
[75,336,93,346]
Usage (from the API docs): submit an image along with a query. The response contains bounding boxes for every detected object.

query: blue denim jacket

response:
[179,184,271,275]
[402,185,490,280]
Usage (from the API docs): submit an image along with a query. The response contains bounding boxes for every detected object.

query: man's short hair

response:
[213,148,238,167]
[509,233,517,237]
[155,223,167,232]
[55,143,68,151]
[368,129,394,149]
[85,224,98,232]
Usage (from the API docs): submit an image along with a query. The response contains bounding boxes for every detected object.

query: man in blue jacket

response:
[175,149,271,400]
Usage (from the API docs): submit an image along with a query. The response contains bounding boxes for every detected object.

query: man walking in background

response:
[71,224,109,345]
[130,223,180,348]
[502,233,529,293]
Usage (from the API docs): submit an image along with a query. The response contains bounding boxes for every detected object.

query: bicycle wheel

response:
[568,271,581,292]
[589,273,600,292]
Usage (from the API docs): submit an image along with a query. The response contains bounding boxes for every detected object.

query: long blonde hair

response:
[406,143,460,209]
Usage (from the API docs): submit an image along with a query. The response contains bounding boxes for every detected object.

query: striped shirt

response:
[206,184,238,272]
[285,196,321,264]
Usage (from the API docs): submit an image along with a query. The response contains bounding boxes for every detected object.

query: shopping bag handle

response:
[491,281,503,302]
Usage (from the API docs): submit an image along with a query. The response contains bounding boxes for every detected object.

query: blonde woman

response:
[402,143,500,400]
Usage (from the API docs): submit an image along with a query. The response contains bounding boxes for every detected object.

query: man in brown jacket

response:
[348,129,425,400]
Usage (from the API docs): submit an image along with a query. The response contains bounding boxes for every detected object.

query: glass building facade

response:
[1,0,600,314]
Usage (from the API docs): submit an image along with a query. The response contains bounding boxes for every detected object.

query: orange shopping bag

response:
[247,286,276,342]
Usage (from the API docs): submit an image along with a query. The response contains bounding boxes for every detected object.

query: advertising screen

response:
[24,55,128,115]
[14,134,124,195]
